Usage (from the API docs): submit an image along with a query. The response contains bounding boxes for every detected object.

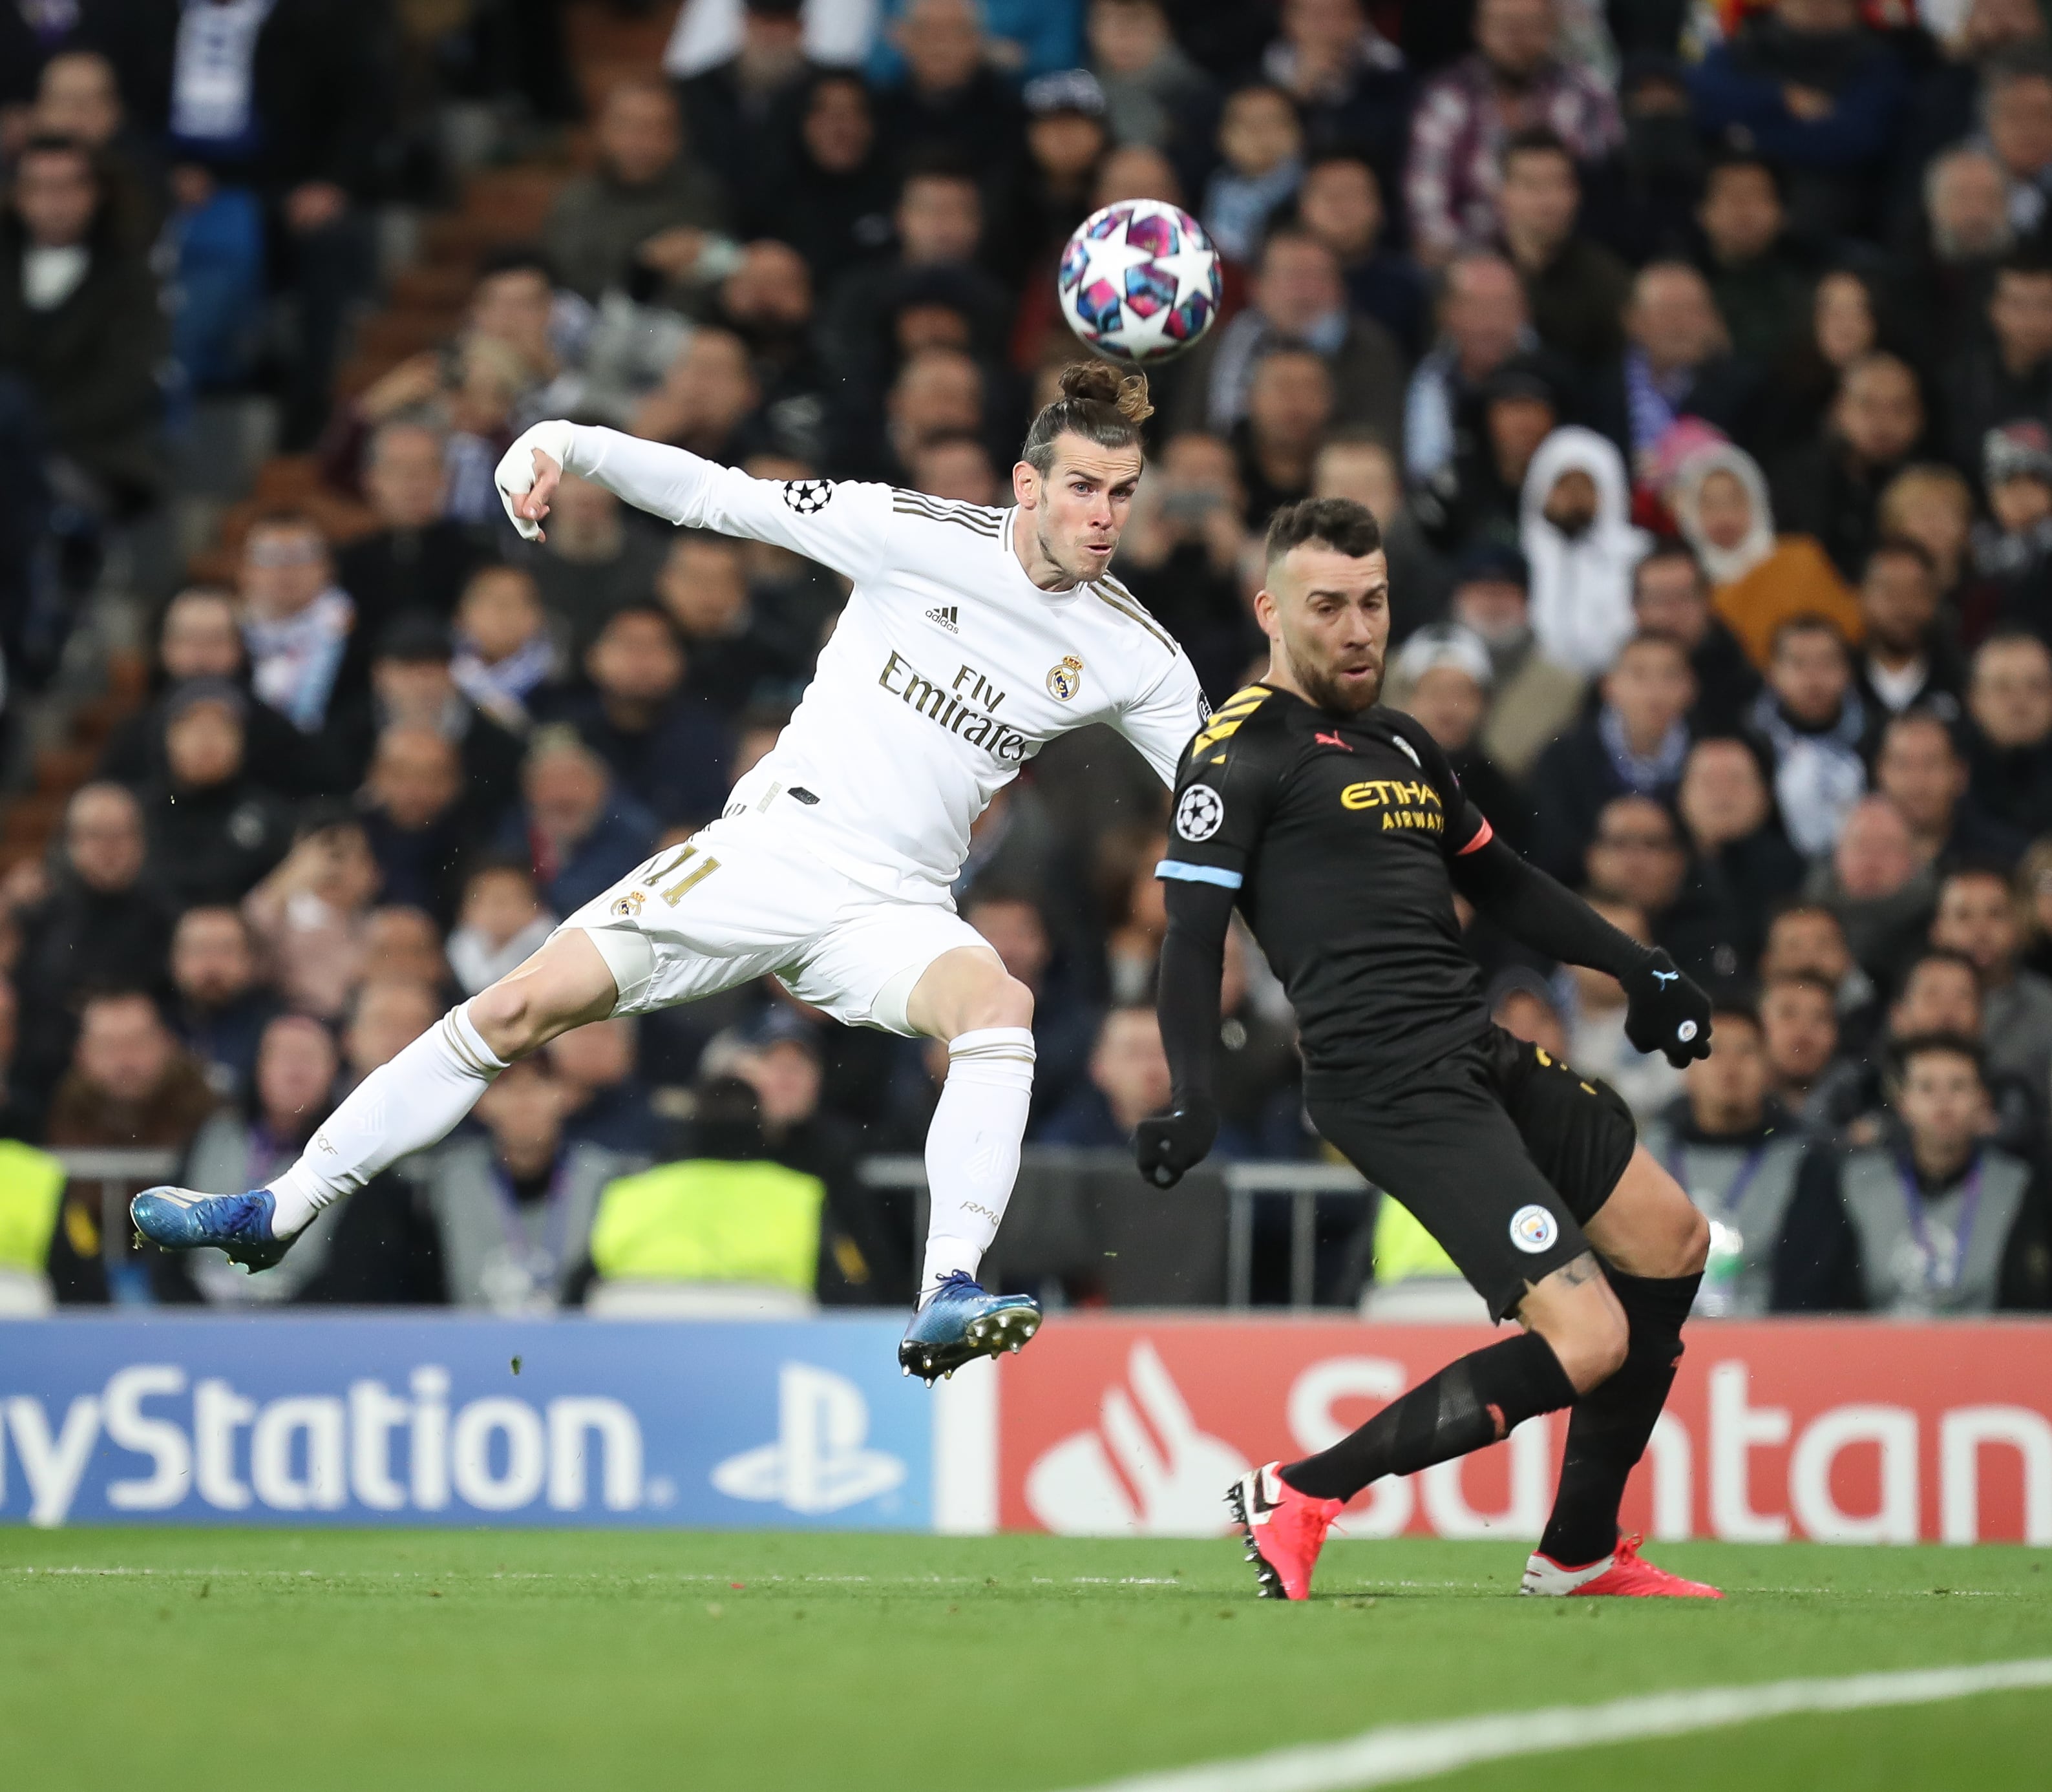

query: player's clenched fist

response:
[1622,949,1713,1068]
[1134,1101,1218,1188]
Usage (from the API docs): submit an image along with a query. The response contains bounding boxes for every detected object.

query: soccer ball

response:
[1057,200,1223,364]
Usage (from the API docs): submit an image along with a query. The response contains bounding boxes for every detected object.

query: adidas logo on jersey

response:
[926,606,960,635]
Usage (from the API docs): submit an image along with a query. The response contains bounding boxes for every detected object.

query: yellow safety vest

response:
[1372,1191,1461,1283]
[0,1140,65,1274]
[589,1159,826,1294]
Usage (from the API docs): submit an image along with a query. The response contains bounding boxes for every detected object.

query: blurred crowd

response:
[3,0,2052,1318]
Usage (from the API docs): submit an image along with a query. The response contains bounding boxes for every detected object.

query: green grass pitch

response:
[5,1531,2049,1791]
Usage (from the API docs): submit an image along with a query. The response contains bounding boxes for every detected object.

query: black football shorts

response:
[1306,1024,1640,1322]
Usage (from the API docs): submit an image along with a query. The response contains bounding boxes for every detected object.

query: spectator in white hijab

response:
[1518,425,1647,675]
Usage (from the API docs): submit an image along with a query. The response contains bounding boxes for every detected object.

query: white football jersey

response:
[534,426,1209,902]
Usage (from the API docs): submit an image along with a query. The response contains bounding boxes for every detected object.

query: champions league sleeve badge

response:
[1174,785,1223,841]
[783,480,834,514]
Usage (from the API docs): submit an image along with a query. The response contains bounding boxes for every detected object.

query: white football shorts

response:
[552,810,989,1036]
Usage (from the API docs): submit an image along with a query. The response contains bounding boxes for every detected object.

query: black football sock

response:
[1538,1268,1700,1568]
[1278,1332,1577,1502]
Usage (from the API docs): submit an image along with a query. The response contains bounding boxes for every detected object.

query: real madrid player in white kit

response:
[134,364,1206,1377]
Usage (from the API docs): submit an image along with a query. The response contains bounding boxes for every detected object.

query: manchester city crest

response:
[1046,655,1084,701]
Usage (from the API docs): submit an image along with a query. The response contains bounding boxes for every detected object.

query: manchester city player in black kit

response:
[1137,498,1724,1602]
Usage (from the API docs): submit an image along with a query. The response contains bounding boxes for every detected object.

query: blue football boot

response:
[898,1272,1041,1384]
[131,1186,290,1271]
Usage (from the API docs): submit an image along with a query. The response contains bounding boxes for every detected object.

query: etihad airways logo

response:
[878,650,1035,762]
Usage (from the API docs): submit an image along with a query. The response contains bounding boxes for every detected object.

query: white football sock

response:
[268,1006,509,1234]
[919,1026,1035,1300]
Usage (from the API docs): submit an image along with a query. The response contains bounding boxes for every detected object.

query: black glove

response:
[1133,1101,1218,1189]
[1622,948,1713,1068]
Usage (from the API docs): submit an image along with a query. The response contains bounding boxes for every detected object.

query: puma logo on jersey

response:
[1315,730,1350,750]
[926,605,960,635]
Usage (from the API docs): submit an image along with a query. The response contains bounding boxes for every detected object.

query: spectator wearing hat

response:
[1168,222,1407,458]
[1404,0,1622,266]
[1963,631,2052,839]
[1971,421,2052,626]
[140,681,296,909]
[991,69,1112,289]
[1530,630,1696,883]
[1442,540,1587,778]
[1383,623,1527,850]
[1293,153,1430,361]
[332,422,490,638]
[712,1008,911,1301]
[1493,127,1631,373]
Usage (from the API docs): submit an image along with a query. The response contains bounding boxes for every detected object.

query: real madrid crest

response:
[1046,654,1084,701]
[611,889,646,920]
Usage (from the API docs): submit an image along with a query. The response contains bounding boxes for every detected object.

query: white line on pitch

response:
[1056,1656,2052,1792]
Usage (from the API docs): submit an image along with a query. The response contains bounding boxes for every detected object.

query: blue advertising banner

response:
[0,1314,935,1530]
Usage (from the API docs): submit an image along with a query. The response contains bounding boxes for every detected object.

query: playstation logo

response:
[711,1364,905,1515]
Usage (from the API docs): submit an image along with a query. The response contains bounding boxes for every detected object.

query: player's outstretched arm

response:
[1135,877,1232,1188]
[494,422,885,582]
[1450,834,1713,1068]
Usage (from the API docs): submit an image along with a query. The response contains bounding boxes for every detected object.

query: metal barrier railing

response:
[50,1148,180,1277]
[860,1150,1370,1309]
[60,1146,1371,1310]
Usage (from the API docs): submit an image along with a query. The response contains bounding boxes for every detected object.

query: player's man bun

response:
[1057,361,1155,424]
[1022,361,1154,474]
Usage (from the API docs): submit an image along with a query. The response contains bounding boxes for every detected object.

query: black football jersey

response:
[1158,682,1497,1083]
